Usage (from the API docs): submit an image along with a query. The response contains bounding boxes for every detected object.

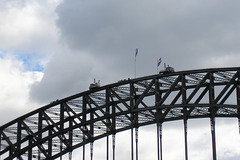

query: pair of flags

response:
[135,48,162,67]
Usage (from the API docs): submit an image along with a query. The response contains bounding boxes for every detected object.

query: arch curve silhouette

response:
[1,67,240,159]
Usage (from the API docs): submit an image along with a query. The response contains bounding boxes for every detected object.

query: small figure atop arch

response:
[159,63,175,74]
[89,78,100,89]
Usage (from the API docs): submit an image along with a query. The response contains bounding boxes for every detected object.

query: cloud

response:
[55,0,240,70]
[0,0,61,103]
[30,48,95,103]
[31,0,240,104]
[0,53,43,125]
[0,0,60,123]
[1,0,240,159]
[215,118,240,159]
[204,54,240,68]
[27,0,240,105]
[0,0,60,61]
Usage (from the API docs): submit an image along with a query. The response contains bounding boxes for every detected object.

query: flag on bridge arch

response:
[135,48,138,57]
[157,58,162,67]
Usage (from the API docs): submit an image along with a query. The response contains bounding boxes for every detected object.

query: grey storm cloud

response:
[56,0,240,64]
[31,0,240,103]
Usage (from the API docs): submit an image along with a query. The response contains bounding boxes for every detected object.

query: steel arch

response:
[1,67,240,159]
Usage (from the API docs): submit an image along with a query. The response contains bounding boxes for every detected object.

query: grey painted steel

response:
[184,117,188,160]
[135,128,138,160]
[0,67,240,159]
[211,117,217,160]
[131,128,134,160]
[112,134,115,160]
[157,122,163,160]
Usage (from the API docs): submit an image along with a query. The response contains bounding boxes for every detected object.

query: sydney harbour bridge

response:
[0,67,240,160]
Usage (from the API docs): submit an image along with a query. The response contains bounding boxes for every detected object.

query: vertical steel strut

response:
[106,88,110,160]
[69,119,73,160]
[28,136,32,160]
[112,134,116,160]
[182,74,188,160]
[90,142,93,160]
[17,122,21,159]
[238,118,240,135]
[90,106,94,160]
[59,140,63,159]
[38,148,40,160]
[155,77,163,160]
[209,72,217,160]
[157,122,163,160]
[130,82,135,160]
[112,101,116,160]
[83,95,87,160]
[0,134,1,160]
[135,128,139,160]
[48,127,52,158]
[38,112,43,160]
[60,104,64,160]
[210,117,217,160]
[106,135,109,160]
[69,152,72,160]
[237,74,240,135]
[82,136,85,160]
[131,128,134,160]
[184,118,188,160]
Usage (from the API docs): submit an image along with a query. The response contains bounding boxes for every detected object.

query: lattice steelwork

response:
[1,67,240,160]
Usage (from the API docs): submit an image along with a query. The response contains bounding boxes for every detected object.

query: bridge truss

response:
[0,67,240,160]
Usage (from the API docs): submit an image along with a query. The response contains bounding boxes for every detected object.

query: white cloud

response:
[215,118,240,159]
[0,0,61,125]
[0,0,60,55]
[0,53,43,125]
[0,0,61,113]
[204,54,240,68]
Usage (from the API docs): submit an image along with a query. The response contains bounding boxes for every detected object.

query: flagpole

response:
[135,54,136,78]
[135,48,138,78]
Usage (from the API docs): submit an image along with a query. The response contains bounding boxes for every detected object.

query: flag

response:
[157,58,162,67]
[135,48,138,57]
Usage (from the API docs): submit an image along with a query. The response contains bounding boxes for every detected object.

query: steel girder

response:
[1,67,240,159]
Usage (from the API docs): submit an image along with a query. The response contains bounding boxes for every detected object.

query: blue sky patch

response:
[16,54,44,72]
[0,49,45,72]
[0,49,7,58]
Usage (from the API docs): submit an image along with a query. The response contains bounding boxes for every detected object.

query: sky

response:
[0,0,240,159]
